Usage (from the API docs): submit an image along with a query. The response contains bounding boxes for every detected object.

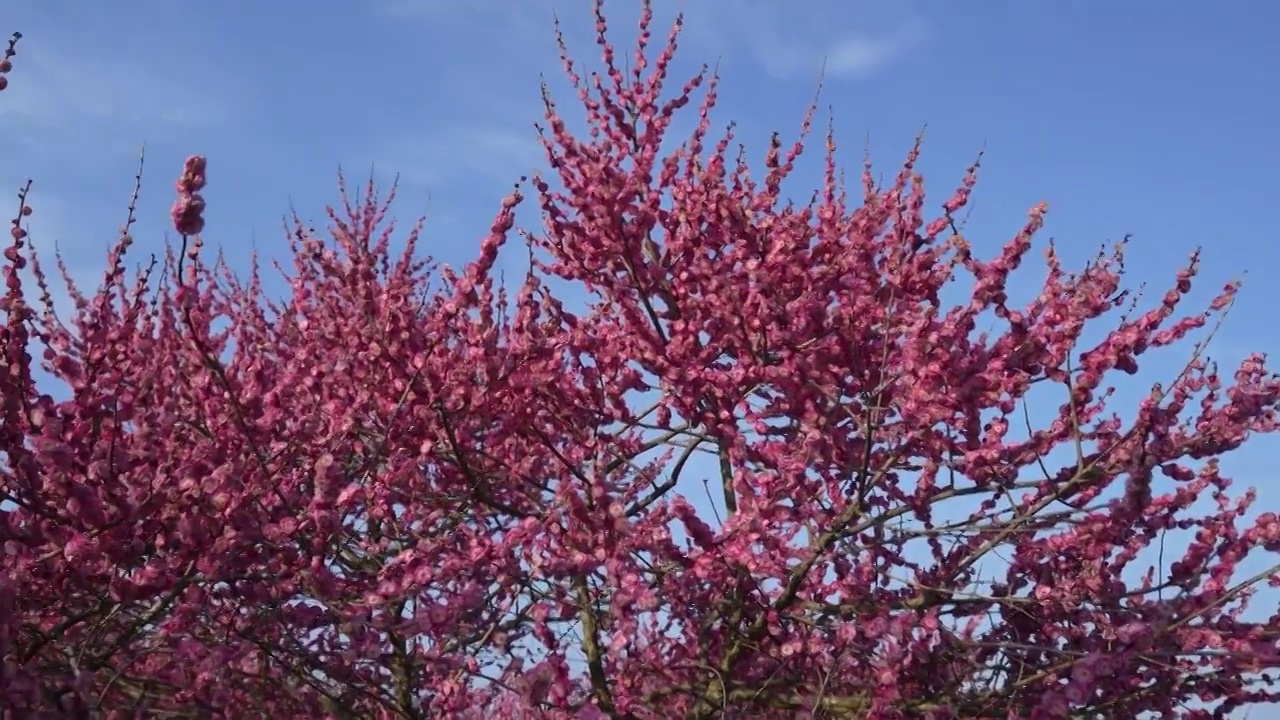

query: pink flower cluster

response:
[0,32,18,93]
[3,2,1280,718]
[171,155,207,236]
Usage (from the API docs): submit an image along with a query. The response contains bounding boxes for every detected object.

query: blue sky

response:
[4,0,1280,709]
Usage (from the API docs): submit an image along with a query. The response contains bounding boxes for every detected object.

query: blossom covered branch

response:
[3,4,1280,719]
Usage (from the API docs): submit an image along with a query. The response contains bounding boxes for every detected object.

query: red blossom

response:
[171,155,208,236]
[3,2,1280,718]
[0,32,17,94]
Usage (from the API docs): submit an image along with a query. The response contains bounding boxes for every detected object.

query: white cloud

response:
[10,47,219,123]
[360,0,928,203]
[0,35,231,161]
[681,1,928,80]
[374,0,926,81]
[824,28,923,78]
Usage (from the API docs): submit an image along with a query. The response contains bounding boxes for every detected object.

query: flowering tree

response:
[4,4,1280,718]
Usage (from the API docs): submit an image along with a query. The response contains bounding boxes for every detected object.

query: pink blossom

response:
[2,2,1280,718]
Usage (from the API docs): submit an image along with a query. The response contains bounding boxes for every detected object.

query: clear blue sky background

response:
[3,0,1279,710]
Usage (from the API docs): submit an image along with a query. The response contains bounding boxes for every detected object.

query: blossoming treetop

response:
[3,4,1279,718]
